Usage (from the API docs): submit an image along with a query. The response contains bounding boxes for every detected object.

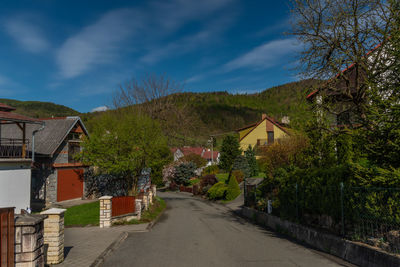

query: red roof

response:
[0,111,42,124]
[180,147,204,156]
[0,103,16,112]
[202,151,219,160]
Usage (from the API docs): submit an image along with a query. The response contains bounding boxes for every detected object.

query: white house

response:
[0,103,44,213]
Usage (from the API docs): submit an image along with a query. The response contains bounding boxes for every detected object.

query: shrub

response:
[181,153,207,168]
[200,174,218,188]
[203,165,219,175]
[225,175,241,201]
[174,162,197,185]
[207,182,228,200]
[232,170,244,184]
[202,184,212,195]
[232,155,250,178]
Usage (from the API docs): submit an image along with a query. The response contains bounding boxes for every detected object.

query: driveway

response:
[102,191,354,267]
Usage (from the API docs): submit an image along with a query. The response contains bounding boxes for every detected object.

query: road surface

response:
[102,191,353,267]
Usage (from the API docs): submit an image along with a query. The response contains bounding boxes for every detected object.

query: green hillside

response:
[0,99,79,118]
[1,79,318,147]
[167,79,319,145]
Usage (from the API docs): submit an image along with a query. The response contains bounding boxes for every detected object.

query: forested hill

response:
[0,79,319,145]
[167,79,319,144]
[0,99,79,118]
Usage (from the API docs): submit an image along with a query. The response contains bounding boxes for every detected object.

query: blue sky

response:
[0,0,300,113]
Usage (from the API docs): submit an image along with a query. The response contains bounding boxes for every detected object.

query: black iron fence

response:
[244,181,400,254]
[0,138,29,158]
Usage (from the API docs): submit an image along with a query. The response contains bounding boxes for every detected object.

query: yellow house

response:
[236,114,289,152]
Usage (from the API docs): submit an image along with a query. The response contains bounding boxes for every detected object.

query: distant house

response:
[170,147,205,162]
[170,146,219,166]
[2,116,89,205]
[0,103,43,212]
[236,114,289,152]
[202,150,220,166]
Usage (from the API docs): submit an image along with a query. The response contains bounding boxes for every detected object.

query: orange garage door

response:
[57,169,84,202]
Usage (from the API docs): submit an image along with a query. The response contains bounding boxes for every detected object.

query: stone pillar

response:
[151,185,157,198]
[99,196,112,228]
[14,213,46,267]
[149,190,153,205]
[142,193,149,210]
[40,208,66,265]
[135,199,142,220]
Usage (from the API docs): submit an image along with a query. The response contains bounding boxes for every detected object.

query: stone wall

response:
[14,213,46,267]
[240,207,400,267]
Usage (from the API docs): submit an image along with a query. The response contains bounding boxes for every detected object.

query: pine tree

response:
[244,145,258,177]
[232,155,251,178]
[225,173,241,201]
[219,135,241,172]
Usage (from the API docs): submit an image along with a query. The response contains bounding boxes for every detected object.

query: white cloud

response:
[4,16,49,53]
[223,38,301,71]
[91,106,109,112]
[56,8,142,78]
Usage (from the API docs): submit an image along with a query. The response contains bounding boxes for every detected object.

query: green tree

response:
[174,162,197,185]
[181,153,207,168]
[219,135,241,172]
[80,112,172,192]
[232,155,251,178]
[244,145,258,177]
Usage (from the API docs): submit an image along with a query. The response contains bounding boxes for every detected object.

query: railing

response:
[111,196,136,217]
[0,138,29,158]
[0,207,14,267]
[245,182,400,254]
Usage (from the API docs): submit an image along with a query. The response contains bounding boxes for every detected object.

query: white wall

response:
[0,160,31,213]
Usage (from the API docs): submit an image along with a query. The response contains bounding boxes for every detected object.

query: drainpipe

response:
[32,122,45,162]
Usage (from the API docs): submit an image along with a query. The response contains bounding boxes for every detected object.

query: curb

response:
[146,200,167,230]
[90,231,129,267]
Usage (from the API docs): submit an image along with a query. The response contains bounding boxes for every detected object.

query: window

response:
[267,131,274,144]
[68,143,81,163]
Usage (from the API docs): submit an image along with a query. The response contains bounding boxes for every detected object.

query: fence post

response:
[295,183,299,222]
[340,182,345,237]
[243,178,247,206]
[99,196,112,228]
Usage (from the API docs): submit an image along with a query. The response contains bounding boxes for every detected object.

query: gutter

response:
[32,122,45,162]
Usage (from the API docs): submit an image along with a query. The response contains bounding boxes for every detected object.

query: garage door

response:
[57,169,84,202]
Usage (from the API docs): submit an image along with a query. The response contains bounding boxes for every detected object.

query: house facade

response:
[0,103,43,212]
[236,114,288,152]
[2,116,89,206]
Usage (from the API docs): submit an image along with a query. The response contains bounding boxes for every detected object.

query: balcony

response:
[0,138,30,158]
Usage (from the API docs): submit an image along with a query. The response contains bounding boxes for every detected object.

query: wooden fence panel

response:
[112,196,136,217]
[0,208,14,267]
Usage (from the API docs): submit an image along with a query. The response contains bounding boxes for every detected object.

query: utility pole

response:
[211,136,214,164]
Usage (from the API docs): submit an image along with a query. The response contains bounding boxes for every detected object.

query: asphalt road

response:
[102,192,353,267]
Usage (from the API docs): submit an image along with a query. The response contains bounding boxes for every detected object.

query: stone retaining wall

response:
[240,207,400,267]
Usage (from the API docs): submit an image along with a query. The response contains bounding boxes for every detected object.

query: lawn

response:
[216,172,266,183]
[64,201,99,227]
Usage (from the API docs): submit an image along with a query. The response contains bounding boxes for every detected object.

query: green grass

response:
[116,197,166,225]
[216,172,265,183]
[64,201,99,227]
[188,178,200,186]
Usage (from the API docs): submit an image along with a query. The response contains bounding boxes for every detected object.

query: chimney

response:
[262,113,267,120]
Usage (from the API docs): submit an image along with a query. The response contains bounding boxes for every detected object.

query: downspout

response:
[32,122,45,162]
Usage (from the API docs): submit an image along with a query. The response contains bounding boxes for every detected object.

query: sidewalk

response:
[57,223,149,267]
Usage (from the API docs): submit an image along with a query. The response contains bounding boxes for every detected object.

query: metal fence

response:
[0,138,29,158]
[244,181,400,254]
